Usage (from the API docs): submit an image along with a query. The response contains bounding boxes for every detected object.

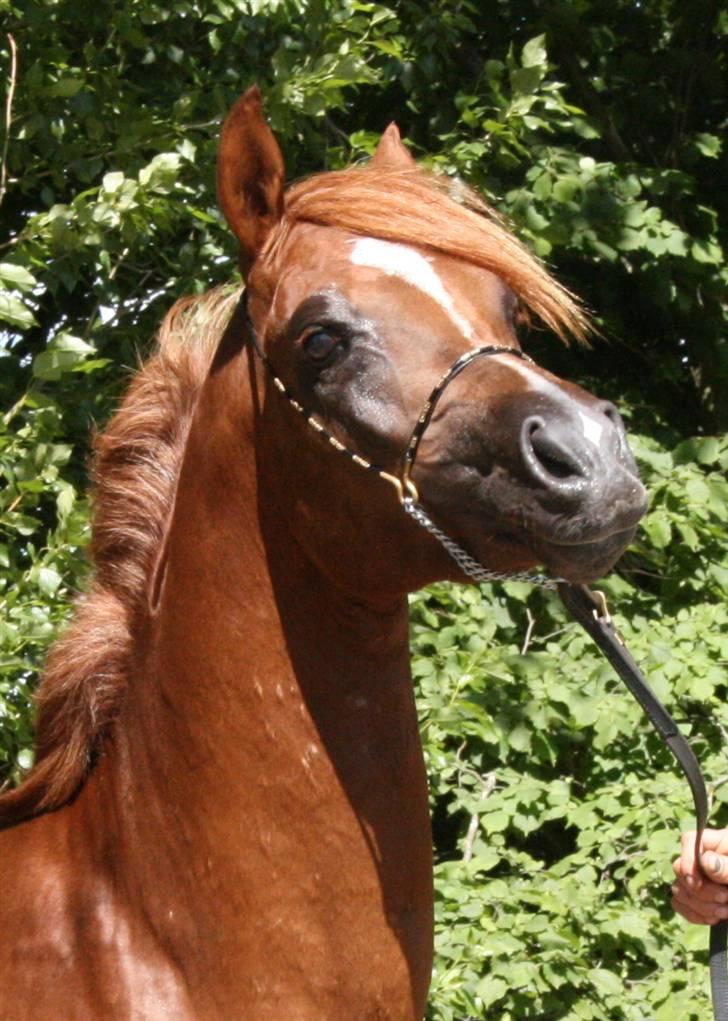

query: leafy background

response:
[1,1,726,1018]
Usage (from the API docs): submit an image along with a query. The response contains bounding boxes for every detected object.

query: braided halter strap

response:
[241,294,557,587]
[397,343,561,586]
[401,343,532,493]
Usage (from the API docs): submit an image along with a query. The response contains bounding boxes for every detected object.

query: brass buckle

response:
[592,589,611,625]
[591,589,626,646]
[380,472,420,504]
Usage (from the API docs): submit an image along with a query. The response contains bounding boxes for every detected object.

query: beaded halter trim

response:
[241,293,558,588]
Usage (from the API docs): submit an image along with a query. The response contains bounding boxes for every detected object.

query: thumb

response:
[702,851,728,883]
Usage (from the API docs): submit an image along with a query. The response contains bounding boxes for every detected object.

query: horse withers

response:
[0,88,646,1021]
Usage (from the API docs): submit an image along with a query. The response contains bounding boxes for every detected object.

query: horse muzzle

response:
[413,389,648,583]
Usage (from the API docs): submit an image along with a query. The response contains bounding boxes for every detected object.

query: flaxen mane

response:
[0,287,242,826]
[0,161,587,826]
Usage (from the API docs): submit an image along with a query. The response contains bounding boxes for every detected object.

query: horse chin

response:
[422,482,643,585]
[461,476,644,584]
[527,526,639,584]
[458,525,636,586]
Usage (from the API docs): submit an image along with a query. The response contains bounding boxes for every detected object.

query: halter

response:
[241,294,557,587]
[240,289,727,1019]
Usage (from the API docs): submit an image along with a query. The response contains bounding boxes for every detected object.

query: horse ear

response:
[218,86,285,273]
[371,123,416,169]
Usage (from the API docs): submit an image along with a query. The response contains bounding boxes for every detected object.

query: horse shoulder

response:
[0,810,195,1021]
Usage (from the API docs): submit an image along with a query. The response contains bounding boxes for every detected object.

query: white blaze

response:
[349,237,474,339]
[499,360,606,448]
[350,238,607,449]
[577,410,604,447]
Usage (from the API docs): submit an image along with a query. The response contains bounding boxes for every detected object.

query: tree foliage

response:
[1,2,726,1018]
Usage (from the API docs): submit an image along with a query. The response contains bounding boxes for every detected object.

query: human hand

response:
[672,829,728,925]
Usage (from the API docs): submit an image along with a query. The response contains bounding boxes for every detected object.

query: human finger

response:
[671,885,728,925]
[674,829,728,887]
[701,850,728,886]
[698,829,728,856]
[672,876,728,907]
[673,830,701,888]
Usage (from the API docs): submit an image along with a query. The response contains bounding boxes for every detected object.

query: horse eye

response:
[302,328,339,362]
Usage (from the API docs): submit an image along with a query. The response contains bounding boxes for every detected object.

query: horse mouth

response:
[520,480,647,580]
[426,476,647,584]
[419,462,647,584]
[527,525,640,583]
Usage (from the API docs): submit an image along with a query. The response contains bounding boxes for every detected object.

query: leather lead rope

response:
[558,583,728,1021]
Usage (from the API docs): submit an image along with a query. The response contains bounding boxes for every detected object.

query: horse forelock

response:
[0,286,242,827]
[263,164,589,344]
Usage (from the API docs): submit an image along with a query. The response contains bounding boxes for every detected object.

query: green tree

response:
[1,2,726,1018]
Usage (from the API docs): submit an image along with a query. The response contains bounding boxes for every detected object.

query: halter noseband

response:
[240,292,555,587]
[401,342,533,496]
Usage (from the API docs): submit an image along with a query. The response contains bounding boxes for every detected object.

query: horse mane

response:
[266,164,589,343]
[0,159,588,828]
[0,286,242,827]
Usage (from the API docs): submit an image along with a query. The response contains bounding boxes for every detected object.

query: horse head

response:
[218,87,647,592]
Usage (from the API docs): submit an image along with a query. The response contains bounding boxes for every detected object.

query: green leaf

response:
[521,34,547,69]
[480,810,509,833]
[102,171,125,193]
[673,437,721,466]
[552,176,581,203]
[641,511,672,548]
[589,967,623,996]
[32,333,97,381]
[138,153,182,192]
[694,133,721,158]
[47,77,84,98]
[0,263,37,292]
[0,290,37,329]
[35,565,62,595]
[691,238,723,264]
[510,66,543,98]
[56,485,76,523]
[475,975,508,1007]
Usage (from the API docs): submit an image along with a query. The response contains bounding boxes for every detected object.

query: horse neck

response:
[87,341,433,1011]
[120,341,418,819]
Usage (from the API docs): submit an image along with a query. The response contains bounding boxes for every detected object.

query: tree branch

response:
[0,34,18,210]
[463,771,497,863]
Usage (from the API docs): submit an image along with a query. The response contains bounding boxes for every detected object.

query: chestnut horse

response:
[0,88,646,1020]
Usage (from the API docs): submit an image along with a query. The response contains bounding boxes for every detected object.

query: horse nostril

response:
[598,401,622,427]
[595,400,630,457]
[521,415,586,486]
[532,441,579,479]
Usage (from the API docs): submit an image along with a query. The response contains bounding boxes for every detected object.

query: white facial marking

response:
[502,360,606,448]
[349,237,475,339]
[350,238,609,450]
[501,357,567,400]
[578,410,604,447]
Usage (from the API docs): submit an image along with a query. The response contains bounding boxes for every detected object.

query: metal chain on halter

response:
[240,291,558,589]
[401,497,559,588]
